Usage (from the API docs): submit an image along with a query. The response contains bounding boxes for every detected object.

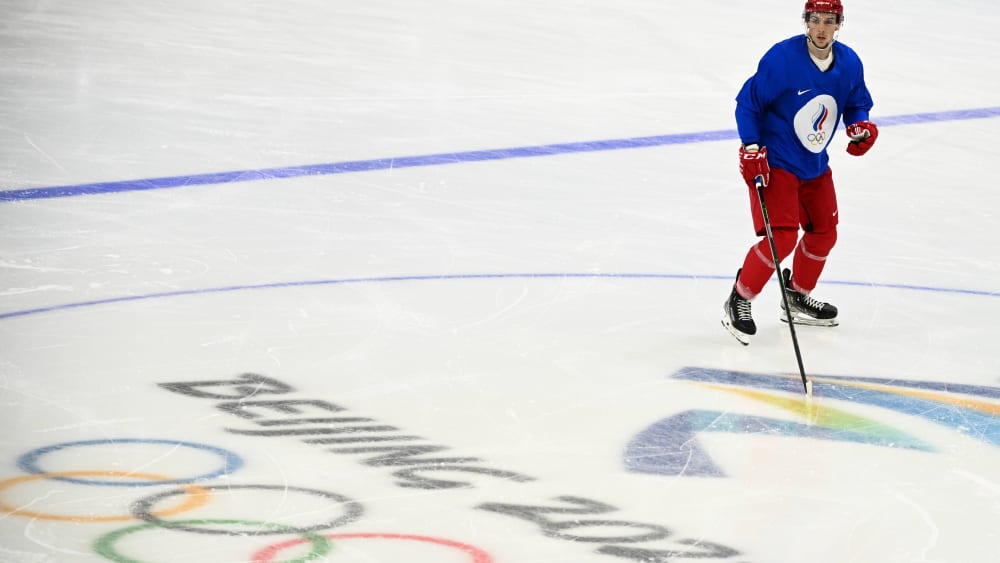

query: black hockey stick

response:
[755,176,810,395]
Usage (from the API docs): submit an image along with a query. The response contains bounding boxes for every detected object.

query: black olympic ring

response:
[129,484,363,535]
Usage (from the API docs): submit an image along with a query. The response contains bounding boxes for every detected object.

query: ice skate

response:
[780,269,839,326]
[722,273,756,345]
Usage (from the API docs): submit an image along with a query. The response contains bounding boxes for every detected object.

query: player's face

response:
[806,12,841,49]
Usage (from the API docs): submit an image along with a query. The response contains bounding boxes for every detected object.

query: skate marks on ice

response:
[2,272,999,561]
[0,373,749,563]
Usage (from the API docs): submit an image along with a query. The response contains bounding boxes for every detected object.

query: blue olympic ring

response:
[17,439,243,486]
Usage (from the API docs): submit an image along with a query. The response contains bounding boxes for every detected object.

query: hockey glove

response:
[739,144,770,187]
[846,121,878,156]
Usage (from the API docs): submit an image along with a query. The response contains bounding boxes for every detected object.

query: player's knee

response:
[756,228,798,266]
[802,229,837,256]
[772,228,798,258]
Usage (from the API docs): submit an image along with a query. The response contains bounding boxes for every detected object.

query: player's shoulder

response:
[833,41,863,62]
[770,35,807,54]
[759,36,804,67]
[776,35,805,48]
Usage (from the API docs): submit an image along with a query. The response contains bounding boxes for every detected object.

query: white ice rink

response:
[2,1,999,562]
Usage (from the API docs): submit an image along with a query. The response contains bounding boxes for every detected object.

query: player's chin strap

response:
[804,22,840,52]
[804,31,838,52]
[804,29,838,70]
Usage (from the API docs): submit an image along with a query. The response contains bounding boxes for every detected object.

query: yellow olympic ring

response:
[0,471,210,522]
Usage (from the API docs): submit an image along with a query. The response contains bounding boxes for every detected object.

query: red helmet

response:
[803,0,844,21]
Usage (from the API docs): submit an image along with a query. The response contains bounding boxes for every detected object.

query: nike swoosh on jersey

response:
[798,89,812,95]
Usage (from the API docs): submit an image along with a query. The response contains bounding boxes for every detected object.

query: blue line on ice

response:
[0,272,996,321]
[2,106,999,202]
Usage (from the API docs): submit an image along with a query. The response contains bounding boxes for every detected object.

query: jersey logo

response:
[798,88,812,95]
[811,104,830,134]
[793,94,838,154]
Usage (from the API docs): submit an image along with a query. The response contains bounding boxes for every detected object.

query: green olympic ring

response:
[93,518,332,563]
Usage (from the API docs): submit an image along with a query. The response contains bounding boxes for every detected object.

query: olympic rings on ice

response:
[3,438,493,562]
[3,439,363,540]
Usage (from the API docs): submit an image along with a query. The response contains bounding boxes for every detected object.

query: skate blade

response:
[780,310,839,327]
[721,319,752,345]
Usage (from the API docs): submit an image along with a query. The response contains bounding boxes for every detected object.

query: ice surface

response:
[1,1,999,562]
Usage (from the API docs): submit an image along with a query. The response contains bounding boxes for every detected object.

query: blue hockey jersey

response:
[735,35,873,181]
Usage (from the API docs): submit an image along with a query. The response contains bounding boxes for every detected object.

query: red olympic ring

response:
[251,532,493,563]
[0,471,209,522]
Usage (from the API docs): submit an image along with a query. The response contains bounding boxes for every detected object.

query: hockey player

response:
[722,0,878,345]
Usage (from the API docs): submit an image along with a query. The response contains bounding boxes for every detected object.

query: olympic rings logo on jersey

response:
[793,94,838,153]
[1,438,494,562]
[806,130,827,145]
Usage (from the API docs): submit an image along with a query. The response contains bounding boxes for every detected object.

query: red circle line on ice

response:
[251,532,494,563]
